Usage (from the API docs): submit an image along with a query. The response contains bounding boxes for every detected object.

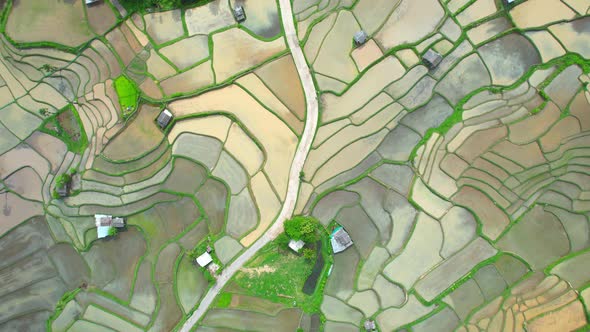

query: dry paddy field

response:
[0,0,589,331]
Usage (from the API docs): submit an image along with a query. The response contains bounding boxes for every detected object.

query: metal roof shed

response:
[196,252,213,267]
[354,31,368,47]
[330,227,353,254]
[288,239,305,253]
[156,109,173,129]
[234,5,246,23]
[422,49,443,70]
[364,320,376,331]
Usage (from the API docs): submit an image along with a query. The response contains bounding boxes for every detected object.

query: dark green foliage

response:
[38,108,51,117]
[276,232,290,250]
[284,216,320,243]
[41,64,58,74]
[118,0,213,12]
[303,248,315,261]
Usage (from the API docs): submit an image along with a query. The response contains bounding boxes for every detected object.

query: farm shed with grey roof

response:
[157,109,173,129]
[422,49,443,70]
[354,31,368,47]
[330,226,353,254]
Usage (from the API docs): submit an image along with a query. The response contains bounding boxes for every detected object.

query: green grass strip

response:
[46,287,82,331]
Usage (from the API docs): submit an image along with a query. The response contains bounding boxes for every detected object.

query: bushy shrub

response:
[303,248,315,261]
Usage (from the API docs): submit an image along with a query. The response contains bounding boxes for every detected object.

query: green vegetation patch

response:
[46,287,82,329]
[232,216,332,315]
[233,240,316,310]
[215,292,232,308]
[114,75,140,119]
[118,0,213,13]
[283,215,320,243]
[41,104,88,154]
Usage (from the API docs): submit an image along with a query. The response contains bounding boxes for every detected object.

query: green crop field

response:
[114,75,140,118]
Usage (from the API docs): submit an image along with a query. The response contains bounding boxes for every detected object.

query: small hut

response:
[196,252,213,267]
[288,239,305,253]
[233,5,246,23]
[156,109,173,129]
[112,217,125,228]
[364,320,376,331]
[422,49,443,70]
[353,31,368,47]
[330,226,353,254]
[56,182,70,198]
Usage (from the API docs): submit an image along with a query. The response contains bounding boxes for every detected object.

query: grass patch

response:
[232,237,330,314]
[215,292,232,308]
[41,104,88,154]
[114,75,140,119]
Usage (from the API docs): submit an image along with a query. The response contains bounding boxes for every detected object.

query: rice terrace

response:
[0,0,590,331]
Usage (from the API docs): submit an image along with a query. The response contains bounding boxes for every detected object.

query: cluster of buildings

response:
[287,225,353,255]
[95,214,125,239]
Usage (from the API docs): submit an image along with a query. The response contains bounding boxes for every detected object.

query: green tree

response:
[276,233,290,250]
[284,216,319,243]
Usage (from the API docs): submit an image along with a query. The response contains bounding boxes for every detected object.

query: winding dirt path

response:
[179,1,318,330]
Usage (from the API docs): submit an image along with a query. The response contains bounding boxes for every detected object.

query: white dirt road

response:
[178,0,318,330]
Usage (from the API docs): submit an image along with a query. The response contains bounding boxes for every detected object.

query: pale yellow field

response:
[168,85,297,198]
[212,28,286,82]
[168,115,233,143]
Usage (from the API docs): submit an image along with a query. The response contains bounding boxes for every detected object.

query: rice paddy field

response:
[0,0,589,331]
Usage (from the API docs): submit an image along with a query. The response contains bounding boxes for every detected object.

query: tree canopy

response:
[119,0,211,11]
[284,216,320,243]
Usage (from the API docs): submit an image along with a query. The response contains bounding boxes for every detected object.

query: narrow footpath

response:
[179,1,319,330]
